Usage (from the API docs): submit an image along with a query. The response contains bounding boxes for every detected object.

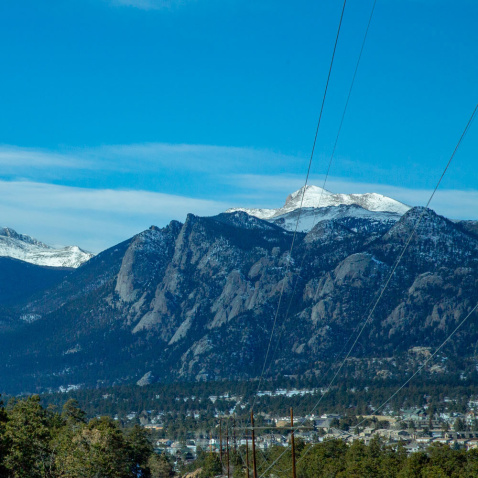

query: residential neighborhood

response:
[133,396,478,470]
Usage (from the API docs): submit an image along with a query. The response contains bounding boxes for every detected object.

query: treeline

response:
[251,438,478,478]
[168,437,478,477]
[0,395,173,478]
[38,374,478,421]
[3,395,478,477]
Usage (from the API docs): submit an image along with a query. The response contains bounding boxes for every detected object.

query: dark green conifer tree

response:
[0,396,8,478]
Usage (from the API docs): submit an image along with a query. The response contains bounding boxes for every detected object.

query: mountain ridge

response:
[227,185,410,232]
[1,196,478,394]
[0,226,94,268]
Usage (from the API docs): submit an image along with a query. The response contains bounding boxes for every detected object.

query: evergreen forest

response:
[3,395,478,477]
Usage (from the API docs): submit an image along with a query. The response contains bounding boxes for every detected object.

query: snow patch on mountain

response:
[271,204,402,232]
[283,186,410,215]
[227,185,410,232]
[0,227,94,268]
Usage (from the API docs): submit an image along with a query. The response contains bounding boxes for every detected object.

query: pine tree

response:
[126,424,154,476]
[199,452,222,477]
[148,453,174,478]
[4,395,53,478]
[0,396,8,478]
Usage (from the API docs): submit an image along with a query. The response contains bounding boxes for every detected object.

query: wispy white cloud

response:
[1,143,477,253]
[0,143,296,176]
[0,180,228,253]
[228,174,478,221]
[0,145,89,170]
[109,0,196,10]
[1,180,226,214]
[91,142,264,172]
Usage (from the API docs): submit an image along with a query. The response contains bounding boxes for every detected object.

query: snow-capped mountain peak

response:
[226,185,411,232]
[283,185,332,211]
[0,227,50,248]
[0,227,94,268]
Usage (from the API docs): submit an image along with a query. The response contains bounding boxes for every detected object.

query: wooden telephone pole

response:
[226,425,230,478]
[245,435,250,478]
[219,419,223,466]
[251,410,258,478]
[291,408,297,478]
[233,415,237,453]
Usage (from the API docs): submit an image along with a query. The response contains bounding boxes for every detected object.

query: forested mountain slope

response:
[1,204,477,395]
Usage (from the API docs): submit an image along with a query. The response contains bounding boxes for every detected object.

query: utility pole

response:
[291,408,297,478]
[251,410,257,478]
[233,414,237,453]
[219,419,223,466]
[246,435,250,478]
[226,425,230,478]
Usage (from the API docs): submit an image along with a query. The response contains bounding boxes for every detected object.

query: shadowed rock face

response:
[1,206,478,394]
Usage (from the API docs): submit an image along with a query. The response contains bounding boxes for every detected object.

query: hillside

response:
[0,257,71,306]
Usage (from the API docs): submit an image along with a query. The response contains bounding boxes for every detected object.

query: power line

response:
[360,303,478,419]
[299,101,478,417]
[239,2,376,468]
[286,300,478,472]
[264,0,377,380]
[257,101,478,477]
[249,0,348,413]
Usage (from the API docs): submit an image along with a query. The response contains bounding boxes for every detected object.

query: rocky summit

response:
[226,185,410,231]
[1,189,478,395]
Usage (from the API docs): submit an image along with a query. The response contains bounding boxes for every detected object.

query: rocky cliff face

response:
[1,204,478,394]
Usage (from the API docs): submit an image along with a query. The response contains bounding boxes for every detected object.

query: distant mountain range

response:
[1,186,478,395]
[0,227,93,268]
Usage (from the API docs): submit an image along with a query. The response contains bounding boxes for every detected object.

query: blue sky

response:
[0,0,477,252]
